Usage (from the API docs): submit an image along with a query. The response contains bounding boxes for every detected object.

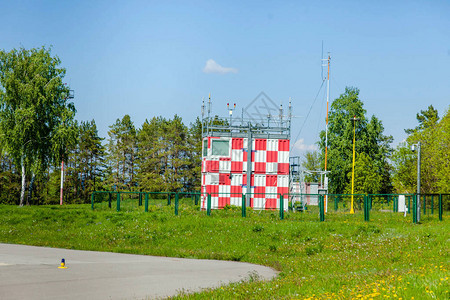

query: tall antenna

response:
[201,97,205,118]
[288,97,292,119]
[208,93,211,119]
[321,41,324,80]
[321,52,331,213]
[288,97,292,138]
[325,53,330,173]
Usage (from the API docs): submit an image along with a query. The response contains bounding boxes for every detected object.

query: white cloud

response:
[203,59,238,74]
[293,139,318,152]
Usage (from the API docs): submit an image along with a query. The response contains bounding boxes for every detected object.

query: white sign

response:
[398,195,407,213]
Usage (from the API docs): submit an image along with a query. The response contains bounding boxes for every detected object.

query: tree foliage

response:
[392,106,449,193]
[0,47,76,205]
[344,153,382,195]
[301,150,321,182]
[136,115,200,193]
[319,87,393,194]
[105,115,137,191]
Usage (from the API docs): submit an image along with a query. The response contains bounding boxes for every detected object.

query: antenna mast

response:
[325,54,330,174]
[321,52,331,213]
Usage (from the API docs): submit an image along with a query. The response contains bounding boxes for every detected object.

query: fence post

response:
[145,193,149,212]
[431,195,434,215]
[367,195,370,221]
[139,193,142,206]
[168,193,171,205]
[363,195,366,221]
[108,192,112,208]
[175,193,179,216]
[279,194,284,220]
[334,195,338,211]
[207,193,211,216]
[364,195,369,221]
[412,195,417,223]
[241,193,246,217]
[195,194,199,206]
[423,195,426,215]
[408,196,411,214]
[439,194,442,221]
[117,192,121,212]
[91,192,94,210]
[319,195,325,222]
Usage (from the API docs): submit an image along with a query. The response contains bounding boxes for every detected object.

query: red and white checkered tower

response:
[200,93,291,210]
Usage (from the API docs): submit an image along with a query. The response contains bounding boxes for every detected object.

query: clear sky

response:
[1,0,449,155]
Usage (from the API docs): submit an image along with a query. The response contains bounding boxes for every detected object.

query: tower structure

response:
[200,95,291,210]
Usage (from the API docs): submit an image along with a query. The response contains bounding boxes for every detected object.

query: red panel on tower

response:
[266,175,277,187]
[232,138,243,149]
[266,151,278,163]
[231,161,243,173]
[265,198,277,210]
[255,162,266,174]
[278,163,289,175]
[254,139,267,151]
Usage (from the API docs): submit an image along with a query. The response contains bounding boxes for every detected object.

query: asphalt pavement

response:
[0,243,277,299]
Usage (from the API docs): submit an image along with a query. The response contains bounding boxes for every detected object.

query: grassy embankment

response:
[0,203,448,299]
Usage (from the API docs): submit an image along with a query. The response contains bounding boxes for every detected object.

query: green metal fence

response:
[91,191,200,215]
[91,191,447,223]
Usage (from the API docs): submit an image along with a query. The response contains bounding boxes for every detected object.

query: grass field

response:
[0,204,448,299]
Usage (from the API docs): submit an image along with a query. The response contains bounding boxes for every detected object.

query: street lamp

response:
[411,142,421,222]
[350,116,359,214]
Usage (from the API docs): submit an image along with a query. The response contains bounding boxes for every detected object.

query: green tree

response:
[0,153,20,204]
[136,116,166,192]
[319,87,393,194]
[136,115,198,193]
[344,153,382,195]
[405,105,439,134]
[64,120,105,202]
[392,106,449,193]
[0,47,76,205]
[185,117,202,191]
[106,115,137,191]
[301,150,321,182]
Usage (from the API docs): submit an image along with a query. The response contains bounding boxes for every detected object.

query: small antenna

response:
[201,97,205,118]
[208,93,211,119]
[288,97,292,119]
[279,103,283,122]
[321,41,324,80]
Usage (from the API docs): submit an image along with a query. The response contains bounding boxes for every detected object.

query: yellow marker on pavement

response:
[58,258,68,269]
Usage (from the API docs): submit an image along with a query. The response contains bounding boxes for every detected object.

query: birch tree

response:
[0,47,76,205]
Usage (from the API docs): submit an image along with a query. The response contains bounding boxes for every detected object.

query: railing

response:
[90,191,447,222]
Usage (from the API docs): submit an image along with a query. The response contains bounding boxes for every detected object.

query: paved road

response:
[0,243,277,299]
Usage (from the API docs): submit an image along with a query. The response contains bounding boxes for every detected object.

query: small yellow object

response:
[58,258,67,269]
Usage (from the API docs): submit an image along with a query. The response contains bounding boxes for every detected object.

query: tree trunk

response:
[19,157,26,206]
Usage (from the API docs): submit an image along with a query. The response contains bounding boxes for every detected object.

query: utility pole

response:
[417,142,421,222]
[412,142,421,222]
[350,116,359,214]
[322,53,331,213]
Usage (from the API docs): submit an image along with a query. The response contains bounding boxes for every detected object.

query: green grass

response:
[0,204,448,299]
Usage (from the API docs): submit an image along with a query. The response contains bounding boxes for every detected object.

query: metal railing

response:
[90,191,447,222]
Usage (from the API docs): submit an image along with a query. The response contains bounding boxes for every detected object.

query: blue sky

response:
[1,0,449,155]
